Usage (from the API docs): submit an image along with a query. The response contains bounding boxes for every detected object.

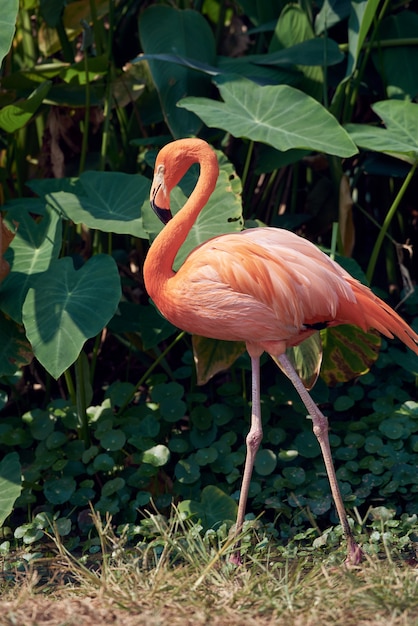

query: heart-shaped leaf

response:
[0,0,18,69]
[255,449,277,476]
[139,5,216,138]
[141,444,170,467]
[269,4,324,101]
[346,99,418,163]
[320,325,381,385]
[371,12,418,100]
[47,171,149,237]
[0,203,62,322]
[44,476,76,505]
[22,254,121,378]
[178,485,237,531]
[179,76,358,157]
[0,452,22,527]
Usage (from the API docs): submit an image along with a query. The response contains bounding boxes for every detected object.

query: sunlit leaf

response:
[269,4,324,100]
[141,444,170,467]
[279,332,322,390]
[0,81,52,133]
[346,99,418,163]
[38,0,109,56]
[179,76,358,157]
[47,171,149,238]
[320,325,381,385]
[0,0,18,69]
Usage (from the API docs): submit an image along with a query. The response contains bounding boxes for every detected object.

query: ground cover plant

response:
[0,0,418,622]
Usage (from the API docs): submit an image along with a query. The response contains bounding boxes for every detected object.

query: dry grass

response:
[1,515,417,626]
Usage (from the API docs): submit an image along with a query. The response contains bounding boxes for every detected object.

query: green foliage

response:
[0,453,21,527]
[180,76,357,156]
[0,0,417,561]
[0,0,18,68]
[0,340,416,549]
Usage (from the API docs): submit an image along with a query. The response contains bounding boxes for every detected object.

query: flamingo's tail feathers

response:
[351,283,418,355]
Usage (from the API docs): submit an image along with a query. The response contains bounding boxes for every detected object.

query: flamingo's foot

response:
[229,551,243,566]
[344,540,364,567]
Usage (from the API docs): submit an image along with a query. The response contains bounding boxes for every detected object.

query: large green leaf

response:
[0,311,32,377]
[0,81,52,133]
[138,5,216,138]
[0,0,18,69]
[371,11,418,100]
[346,99,418,163]
[315,0,352,34]
[138,37,342,87]
[320,325,381,385]
[179,76,358,157]
[40,0,66,28]
[346,0,380,77]
[0,452,21,527]
[269,4,324,101]
[22,255,121,379]
[280,332,323,391]
[46,171,149,237]
[192,336,246,385]
[178,485,237,532]
[0,203,62,323]
[142,150,244,268]
[255,38,344,68]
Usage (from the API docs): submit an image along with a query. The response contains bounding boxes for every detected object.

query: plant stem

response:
[366,161,417,284]
[75,352,91,446]
[241,140,254,191]
[89,332,102,385]
[99,0,115,171]
[56,18,74,63]
[79,52,91,175]
[64,369,76,406]
[116,331,186,416]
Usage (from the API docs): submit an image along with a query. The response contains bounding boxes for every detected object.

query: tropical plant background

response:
[0,0,417,565]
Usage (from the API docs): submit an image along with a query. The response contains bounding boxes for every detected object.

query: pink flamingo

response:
[143,138,418,565]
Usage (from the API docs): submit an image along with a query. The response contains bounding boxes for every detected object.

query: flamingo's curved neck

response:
[143,142,219,301]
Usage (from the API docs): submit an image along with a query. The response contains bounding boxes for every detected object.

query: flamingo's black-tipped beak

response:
[150,199,172,225]
[150,163,173,225]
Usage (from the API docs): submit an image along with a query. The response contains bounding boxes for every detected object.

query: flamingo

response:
[143,138,418,565]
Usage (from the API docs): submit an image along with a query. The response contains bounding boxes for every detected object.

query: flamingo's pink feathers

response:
[148,226,418,357]
[144,138,418,359]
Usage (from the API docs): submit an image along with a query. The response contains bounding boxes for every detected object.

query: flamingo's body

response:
[144,138,418,564]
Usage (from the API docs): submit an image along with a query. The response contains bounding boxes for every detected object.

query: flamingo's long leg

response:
[231,355,263,564]
[276,353,363,565]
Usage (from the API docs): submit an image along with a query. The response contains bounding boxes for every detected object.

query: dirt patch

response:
[0,594,277,626]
